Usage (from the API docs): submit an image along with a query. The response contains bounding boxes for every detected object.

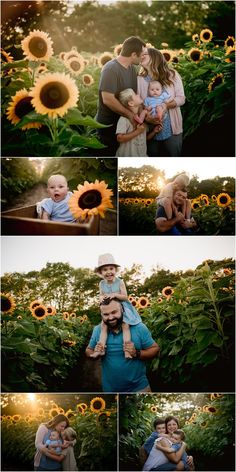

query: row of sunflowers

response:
[1,28,235,156]
[119,192,235,235]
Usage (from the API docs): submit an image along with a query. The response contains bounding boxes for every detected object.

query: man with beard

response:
[85,297,159,392]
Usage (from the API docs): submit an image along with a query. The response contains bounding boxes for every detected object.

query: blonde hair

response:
[118,88,135,107]
[139,48,176,86]
[173,174,189,188]
[63,426,77,441]
[47,174,68,187]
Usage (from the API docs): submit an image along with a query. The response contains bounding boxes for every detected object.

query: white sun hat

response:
[95,253,120,272]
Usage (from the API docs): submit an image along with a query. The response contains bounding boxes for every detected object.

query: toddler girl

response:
[61,427,78,471]
[90,253,142,359]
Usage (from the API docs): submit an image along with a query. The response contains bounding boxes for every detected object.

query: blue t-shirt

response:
[155,206,193,236]
[89,322,156,392]
[40,192,75,222]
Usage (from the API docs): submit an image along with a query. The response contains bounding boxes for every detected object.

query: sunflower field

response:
[119,393,235,471]
[1,259,234,392]
[1,393,117,471]
[1,23,235,156]
[119,192,235,235]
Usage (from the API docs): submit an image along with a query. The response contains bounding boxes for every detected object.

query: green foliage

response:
[1,158,38,205]
[192,202,235,235]
[119,202,157,235]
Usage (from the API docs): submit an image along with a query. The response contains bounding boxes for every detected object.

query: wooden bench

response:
[1,204,100,235]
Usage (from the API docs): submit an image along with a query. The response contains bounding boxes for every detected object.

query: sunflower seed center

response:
[40,82,70,109]
[29,37,48,58]
[1,298,11,311]
[78,190,102,209]
[15,97,34,119]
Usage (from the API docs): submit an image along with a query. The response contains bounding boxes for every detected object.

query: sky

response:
[1,236,234,276]
[118,157,236,181]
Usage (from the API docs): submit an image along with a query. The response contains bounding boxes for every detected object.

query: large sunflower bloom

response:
[31,304,48,320]
[76,403,88,414]
[82,74,94,86]
[21,30,53,61]
[137,296,149,308]
[188,48,203,63]
[162,286,174,299]
[216,193,231,207]
[12,415,21,422]
[30,73,79,119]
[65,55,85,76]
[68,180,113,221]
[208,73,224,93]
[29,300,42,313]
[98,52,113,68]
[1,293,16,314]
[6,89,42,130]
[200,29,213,43]
[224,36,235,48]
[65,409,76,418]
[90,397,106,413]
[160,49,172,62]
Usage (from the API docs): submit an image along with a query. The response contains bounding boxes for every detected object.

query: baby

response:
[144,80,171,121]
[37,174,76,222]
[156,174,191,221]
[45,430,62,453]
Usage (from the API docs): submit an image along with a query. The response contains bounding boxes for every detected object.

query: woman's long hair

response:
[139,48,176,86]
[44,414,69,430]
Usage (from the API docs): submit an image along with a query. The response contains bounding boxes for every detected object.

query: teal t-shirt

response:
[89,322,155,392]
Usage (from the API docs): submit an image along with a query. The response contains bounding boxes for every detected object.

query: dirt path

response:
[7,182,48,209]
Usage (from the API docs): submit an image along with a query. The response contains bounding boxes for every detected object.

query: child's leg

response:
[134,109,147,124]
[155,105,164,121]
[90,321,107,358]
[122,322,133,359]
[163,197,174,220]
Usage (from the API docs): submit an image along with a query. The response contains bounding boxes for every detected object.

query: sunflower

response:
[197,406,202,411]
[12,414,21,422]
[157,297,163,304]
[21,30,53,61]
[200,28,213,43]
[30,73,79,119]
[6,415,12,421]
[62,339,76,347]
[211,195,217,201]
[63,49,81,62]
[78,317,84,324]
[224,36,235,48]
[1,48,13,63]
[188,48,203,63]
[47,306,56,316]
[216,193,231,207]
[65,409,76,418]
[59,52,66,60]
[76,403,88,414]
[201,421,208,428]
[82,74,94,86]
[161,42,169,48]
[1,293,16,314]
[160,49,172,62]
[171,56,179,64]
[114,43,123,56]
[83,314,88,321]
[162,286,174,298]
[202,405,210,412]
[137,296,149,308]
[49,407,60,418]
[6,89,42,130]
[29,300,42,312]
[35,65,48,75]
[96,411,111,424]
[17,315,23,320]
[131,299,138,307]
[70,313,77,319]
[68,180,113,221]
[191,199,201,210]
[90,397,106,413]
[128,295,134,302]
[225,46,235,62]
[200,196,209,206]
[37,408,45,416]
[150,406,158,413]
[208,73,224,92]
[206,406,217,414]
[63,312,70,320]
[65,55,85,76]
[31,304,48,320]
[98,52,113,68]
[145,199,152,205]
[192,34,199,42]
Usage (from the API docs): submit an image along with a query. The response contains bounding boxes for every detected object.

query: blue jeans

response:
[148,133,183,157]
[151,462,177,471]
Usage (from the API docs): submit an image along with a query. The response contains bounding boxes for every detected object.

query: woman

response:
[140,416,194,471]
[138,48,185,157]
[34,414,71,471]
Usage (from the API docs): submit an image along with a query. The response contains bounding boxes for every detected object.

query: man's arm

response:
[155,213,184,233]
[124,341,160,360]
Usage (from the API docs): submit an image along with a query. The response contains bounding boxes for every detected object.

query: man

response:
[96,36,147,156]
[85,297,159,392]
[155,190,197,235]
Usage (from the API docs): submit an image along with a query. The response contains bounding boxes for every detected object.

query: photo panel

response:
[1,393,118,471]
[1,235,234,394]
[118,158,235,236]
[118,393,235,471]
[1,157,118,236]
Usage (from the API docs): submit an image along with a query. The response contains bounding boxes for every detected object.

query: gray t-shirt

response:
[97,58,138,126]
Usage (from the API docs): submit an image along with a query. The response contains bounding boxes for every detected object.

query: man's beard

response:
[103,313,123,329]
